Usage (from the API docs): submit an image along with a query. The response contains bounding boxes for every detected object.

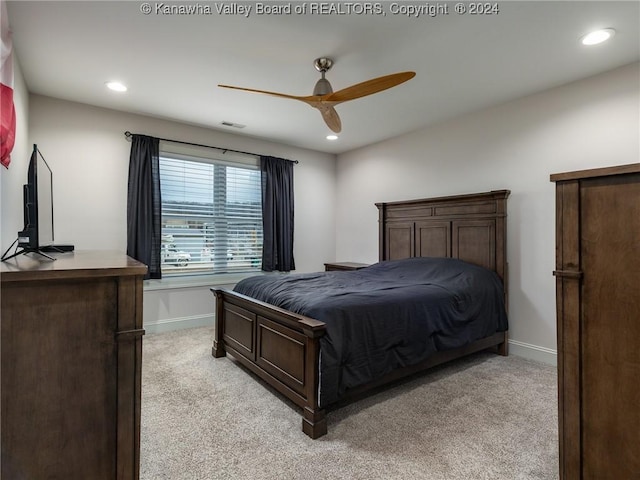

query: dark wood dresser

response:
[551,164,640,480]
[1,251,147,480]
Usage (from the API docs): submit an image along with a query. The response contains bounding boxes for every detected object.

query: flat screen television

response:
[20,144,54,248]
[1,144,57,261]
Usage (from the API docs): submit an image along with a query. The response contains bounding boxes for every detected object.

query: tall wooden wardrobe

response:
[551,163,639,480]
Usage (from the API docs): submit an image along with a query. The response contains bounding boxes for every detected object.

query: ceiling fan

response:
[218,58,416,134]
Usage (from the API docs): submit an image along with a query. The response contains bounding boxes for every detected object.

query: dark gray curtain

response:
[260,156,295,272]
[127,135,161,279]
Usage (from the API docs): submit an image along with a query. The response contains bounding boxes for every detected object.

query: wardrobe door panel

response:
[580,175,640,479]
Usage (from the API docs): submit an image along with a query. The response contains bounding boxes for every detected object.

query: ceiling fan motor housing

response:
[313,77,333,96]
[313,57,334,96]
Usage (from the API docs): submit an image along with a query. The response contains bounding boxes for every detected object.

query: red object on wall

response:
[1,0,16,169]
[0,84,15,168]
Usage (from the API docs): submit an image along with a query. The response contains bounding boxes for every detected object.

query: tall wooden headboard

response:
[376,190,510,304]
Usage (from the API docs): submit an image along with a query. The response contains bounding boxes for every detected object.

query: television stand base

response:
[41,244,75,253]
[1,240,57,262]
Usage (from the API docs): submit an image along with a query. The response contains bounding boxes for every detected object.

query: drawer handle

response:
[553,270,583,279]
[115,328,146,341]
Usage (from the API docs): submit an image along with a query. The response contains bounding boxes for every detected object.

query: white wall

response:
[20,95,336,331]
[7,63,638,353]
[336,62,640,363]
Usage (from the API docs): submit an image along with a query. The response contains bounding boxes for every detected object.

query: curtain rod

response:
[123,131,298,164]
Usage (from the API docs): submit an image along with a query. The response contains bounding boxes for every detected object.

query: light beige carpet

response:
[140,327,558,480]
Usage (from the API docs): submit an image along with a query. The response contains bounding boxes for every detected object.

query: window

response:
[159,152,262,276]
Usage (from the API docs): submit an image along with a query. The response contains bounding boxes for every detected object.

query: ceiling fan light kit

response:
[219,58,416,133]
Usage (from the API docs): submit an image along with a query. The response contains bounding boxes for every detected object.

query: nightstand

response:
[324,262,370,272]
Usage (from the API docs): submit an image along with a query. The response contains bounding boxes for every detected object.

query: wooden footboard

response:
[211,287,328,438]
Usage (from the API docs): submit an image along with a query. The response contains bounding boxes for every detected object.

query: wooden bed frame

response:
[211,189,510,438]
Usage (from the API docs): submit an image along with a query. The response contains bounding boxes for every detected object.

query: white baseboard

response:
[143,315,558,367]
[144,314,214,335]
[508,339,557,366]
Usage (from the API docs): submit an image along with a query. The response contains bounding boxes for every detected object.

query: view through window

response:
[159,153,263,275]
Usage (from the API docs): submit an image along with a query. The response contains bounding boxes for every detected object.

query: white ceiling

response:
[6,1,640,154]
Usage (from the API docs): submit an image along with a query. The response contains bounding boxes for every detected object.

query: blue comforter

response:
[234,257,508,407]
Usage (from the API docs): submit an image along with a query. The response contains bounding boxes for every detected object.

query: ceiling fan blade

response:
[317,105,342,133]
[218,84,316,104]
[325,71,416,104]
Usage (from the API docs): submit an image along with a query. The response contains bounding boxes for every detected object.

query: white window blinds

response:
[159,153,263,275]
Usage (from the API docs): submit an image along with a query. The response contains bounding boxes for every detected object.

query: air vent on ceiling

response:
[221,121,246,129]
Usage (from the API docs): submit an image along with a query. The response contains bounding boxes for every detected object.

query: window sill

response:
[144,272,265,291]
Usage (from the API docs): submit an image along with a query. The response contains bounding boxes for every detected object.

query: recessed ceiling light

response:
[326,135,338,141]
[106,81,127,92]
[581,28,616,46]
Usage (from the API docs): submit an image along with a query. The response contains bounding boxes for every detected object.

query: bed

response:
[211,189,510,438]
